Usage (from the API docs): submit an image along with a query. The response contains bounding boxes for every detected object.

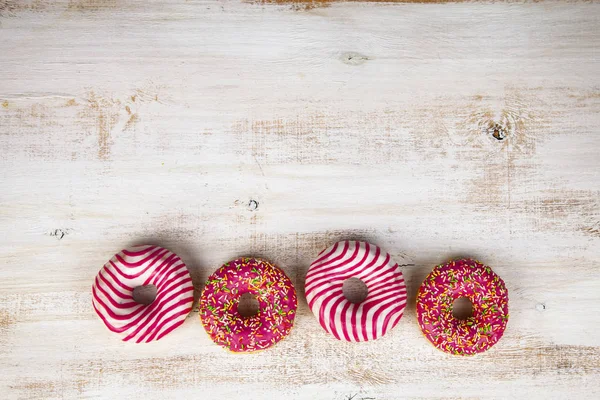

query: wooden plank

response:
[1,1,599,399]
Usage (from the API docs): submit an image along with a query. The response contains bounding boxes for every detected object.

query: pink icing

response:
[416,259,509,355]
[199,258,297,352]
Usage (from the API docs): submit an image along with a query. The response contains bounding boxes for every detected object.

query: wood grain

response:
[1,1,600,399]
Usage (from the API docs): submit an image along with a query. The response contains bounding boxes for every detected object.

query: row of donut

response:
[92,241,509,356]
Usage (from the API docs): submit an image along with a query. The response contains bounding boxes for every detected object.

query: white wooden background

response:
[1,1,600,399]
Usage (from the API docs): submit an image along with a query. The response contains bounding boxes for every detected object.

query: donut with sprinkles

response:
[199,258,297,352]
[416,259,509,356]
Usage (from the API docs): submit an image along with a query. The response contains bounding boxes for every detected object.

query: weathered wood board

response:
[1,1,600,399]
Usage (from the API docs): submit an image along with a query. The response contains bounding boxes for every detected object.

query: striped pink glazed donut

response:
[305,241,407,342]
[92,245,194,343]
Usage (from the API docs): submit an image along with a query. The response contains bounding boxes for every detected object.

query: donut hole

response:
[132,284,157,306]
[452,297,474,320]
[238,292,260,318]
[342,277,368,304]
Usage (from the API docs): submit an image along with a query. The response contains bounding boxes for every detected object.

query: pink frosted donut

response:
[92,245,194,343]
[199,258,297,352]
[305,241,407,342]
[416,259,509,356]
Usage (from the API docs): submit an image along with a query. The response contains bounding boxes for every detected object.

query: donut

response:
[92,245,194,343]
[416,258,509,356]
[305,241,407,342]
[199,257,297,352]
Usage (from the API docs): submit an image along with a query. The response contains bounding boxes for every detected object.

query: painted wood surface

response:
[1,1,600,399]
